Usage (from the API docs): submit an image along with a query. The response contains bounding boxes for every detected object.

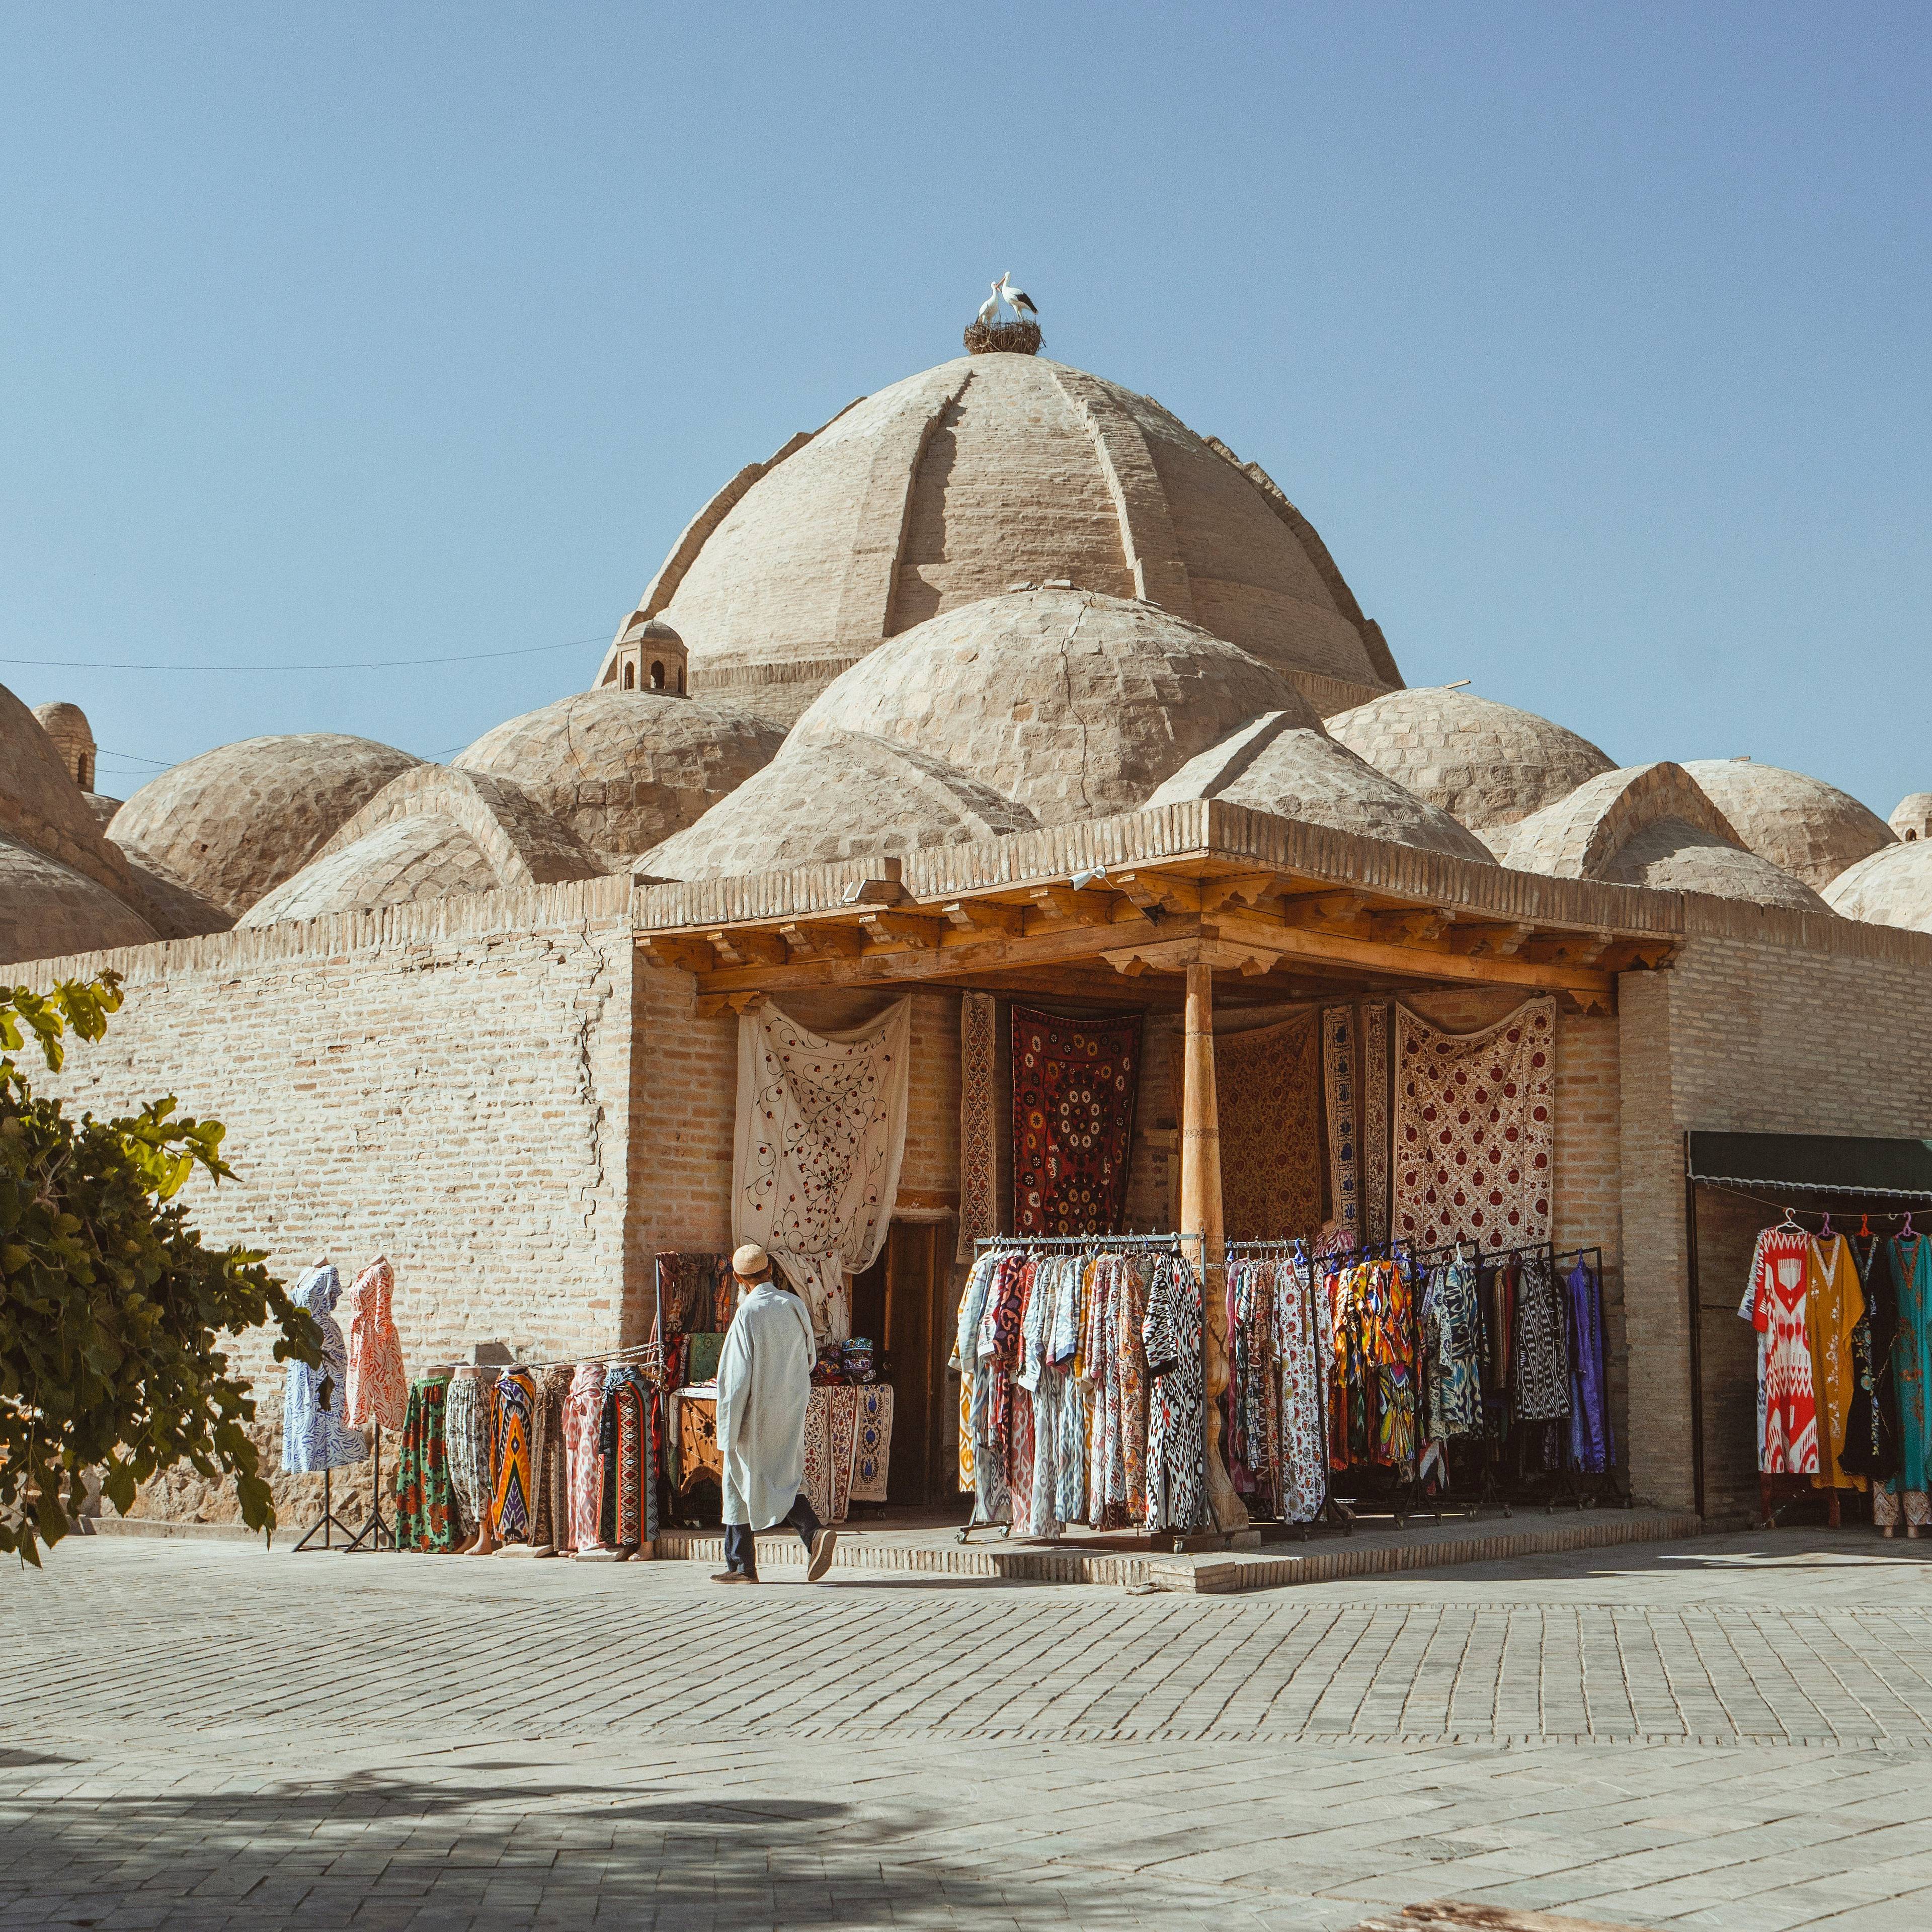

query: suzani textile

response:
[734,997,912,1342]
[340,1255,408,1431]
[802,1384,860,1524]
[1394,998,1555,1253]
[1209,1015,1322,1243]
[1363,1003,1390,1245]
[1321,1008,1359,1245]
[281,1266,367,1475]
[850,1385,894,1503]
[393,1371,456,1553]
[955,991,999,1262]
[1011,1007,1141,1237]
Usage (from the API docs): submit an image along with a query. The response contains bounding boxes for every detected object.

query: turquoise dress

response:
[1886,1234,1930,1507]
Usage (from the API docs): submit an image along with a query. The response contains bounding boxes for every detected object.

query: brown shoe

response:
[710,1570,757,1584]
[807,1527,839,1582]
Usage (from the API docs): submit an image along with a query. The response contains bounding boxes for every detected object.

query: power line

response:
[1,631,610,673]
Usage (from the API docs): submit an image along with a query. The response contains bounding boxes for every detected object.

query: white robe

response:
[714,1283,818,1529]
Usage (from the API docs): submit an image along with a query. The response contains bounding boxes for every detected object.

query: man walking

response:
[711,1244,839,1585]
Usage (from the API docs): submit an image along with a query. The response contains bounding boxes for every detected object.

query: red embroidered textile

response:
[1012,1007,1141,1237]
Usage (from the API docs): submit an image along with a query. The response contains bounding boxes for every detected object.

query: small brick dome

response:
[1680,759,1895,890]
[1326,686,1615,841]
[108,733,422,919]
[1824,840,1932,933]
[455,689,784,870]
[0,832,154,964]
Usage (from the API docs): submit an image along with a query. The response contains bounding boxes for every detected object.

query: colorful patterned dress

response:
[1841,1238,1899,1485]
[1804,1235,1865,1493]
[443,1365,495,1538]
[1877,1233,1931,1531]
[564,1362,608,1551]
[1422,1258,1484,1442]
[1740,1228,1818,1475]
[598,1363,656,1549]
[393,1369,457,1552]
[489,1369,538,1542]
[340,1256,408,1433]
[1273,1253,1328,1523]
[281,1266,368,1474]
[1142,1254,1206,1533]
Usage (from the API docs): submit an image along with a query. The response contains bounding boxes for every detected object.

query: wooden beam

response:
[1028,883,1122,926]
[1371,907,1451,946]
[856,910,946,949]
[1281,890,1372,936]
[705,928,789,968]
[1114,870,1201,915]
[778,921,865,959]
[941,898,1025,937]
[639,936,718,974]
[1198,871,1286,915]
[1447,920,1534,959]
[1599,938,1676,973]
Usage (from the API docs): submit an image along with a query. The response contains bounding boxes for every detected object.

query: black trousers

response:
[722,1492,821,1579]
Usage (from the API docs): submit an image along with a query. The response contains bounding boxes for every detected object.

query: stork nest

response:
[963,318,1042,356]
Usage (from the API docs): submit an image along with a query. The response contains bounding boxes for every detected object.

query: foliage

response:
[0,972,321,1563]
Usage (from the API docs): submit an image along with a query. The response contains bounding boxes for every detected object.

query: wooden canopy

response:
[635,800,1680,1536]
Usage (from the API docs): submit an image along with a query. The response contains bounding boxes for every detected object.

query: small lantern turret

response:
[601,612,689,696]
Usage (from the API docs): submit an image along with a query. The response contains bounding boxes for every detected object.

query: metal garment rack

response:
[958,1234,1198,1545]
[339,1421,397,1553]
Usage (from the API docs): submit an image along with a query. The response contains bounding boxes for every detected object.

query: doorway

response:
[847,1219,955,1507]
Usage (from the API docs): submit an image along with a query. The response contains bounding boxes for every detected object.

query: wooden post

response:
[1180,960,1247,1532]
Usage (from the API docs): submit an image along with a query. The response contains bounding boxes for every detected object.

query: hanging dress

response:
[1425,1256,1485,1441]
[598,1362,656,1550]
[489,1368,538,1543]
[1564,1256,1615,1475]
[563,1362,608,1551]
[1841,1238,1900,1485]
[282,1265,369,1474]
[393,1368,457,1552]
[443,1365,495,1537]
[1511,1249,1572,1424]
[1805,1235,1864,1493]
[1274,1254,1328,1523]
[1143,1254,1206,1533]
[340,1255,408,1433]
[529,1366,572,1550]
[1877,1233,1931,1532]
[1741,1228,1818,1475]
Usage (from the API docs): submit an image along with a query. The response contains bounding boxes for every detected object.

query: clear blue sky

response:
[4,5,1926,815]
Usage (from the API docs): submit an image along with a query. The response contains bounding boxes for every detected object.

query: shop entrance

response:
[849,1219,954,1508]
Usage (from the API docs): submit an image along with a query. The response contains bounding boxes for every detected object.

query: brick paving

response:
[3,1531,1930,1928]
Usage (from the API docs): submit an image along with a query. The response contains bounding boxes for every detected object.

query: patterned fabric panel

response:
[1011,1007,1141,1237]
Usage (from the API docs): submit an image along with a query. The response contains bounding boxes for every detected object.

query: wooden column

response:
[1179,959,1246,1532]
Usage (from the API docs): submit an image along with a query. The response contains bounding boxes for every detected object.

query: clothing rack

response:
[340,1421,397,1554]
[974,1232,1201,1249]
[292,1467,361,1553]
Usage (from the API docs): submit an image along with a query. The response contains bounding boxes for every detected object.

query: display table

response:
[670,1383,894,1523]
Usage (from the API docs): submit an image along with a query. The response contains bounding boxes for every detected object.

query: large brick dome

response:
[1680,758,1895,890]
[601,353,1404,728]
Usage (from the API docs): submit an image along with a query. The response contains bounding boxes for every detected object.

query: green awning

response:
[1687,1130,1932,1200]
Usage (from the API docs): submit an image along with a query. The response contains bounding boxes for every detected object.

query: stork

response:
[997,271,1037,318]
[977,283,1000,327]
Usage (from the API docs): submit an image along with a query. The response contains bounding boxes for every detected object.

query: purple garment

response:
[1565,1258,1615,1474]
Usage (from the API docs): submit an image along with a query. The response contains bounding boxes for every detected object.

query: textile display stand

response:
[341,1421,396,1553]
[961,1231,1202,1547]
[292,1469,361,1552]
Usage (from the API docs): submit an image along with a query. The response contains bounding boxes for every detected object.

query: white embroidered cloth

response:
[1394,998,1556,1253]
[734,997,912,1341]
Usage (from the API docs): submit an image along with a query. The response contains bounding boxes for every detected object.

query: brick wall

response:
[1619,917,1932,1514]
[7,879,637,1526]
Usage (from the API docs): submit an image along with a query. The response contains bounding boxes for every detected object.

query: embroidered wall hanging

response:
[734,997,913,1342]
[955,991,999,1262]
[1172,1014,1323,1242]
[1321,1007,1359,1247]
[1012,1006,1142,1237]
[1363,1004,1391,1245]
[1394,997,1556,1253]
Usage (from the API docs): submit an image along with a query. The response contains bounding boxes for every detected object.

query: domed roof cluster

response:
[639,590,1479,882]
[7,344,1921,956]
[604,352,1404,729]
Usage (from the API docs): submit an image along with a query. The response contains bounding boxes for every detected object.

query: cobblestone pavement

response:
[4,1531,1930,1929]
